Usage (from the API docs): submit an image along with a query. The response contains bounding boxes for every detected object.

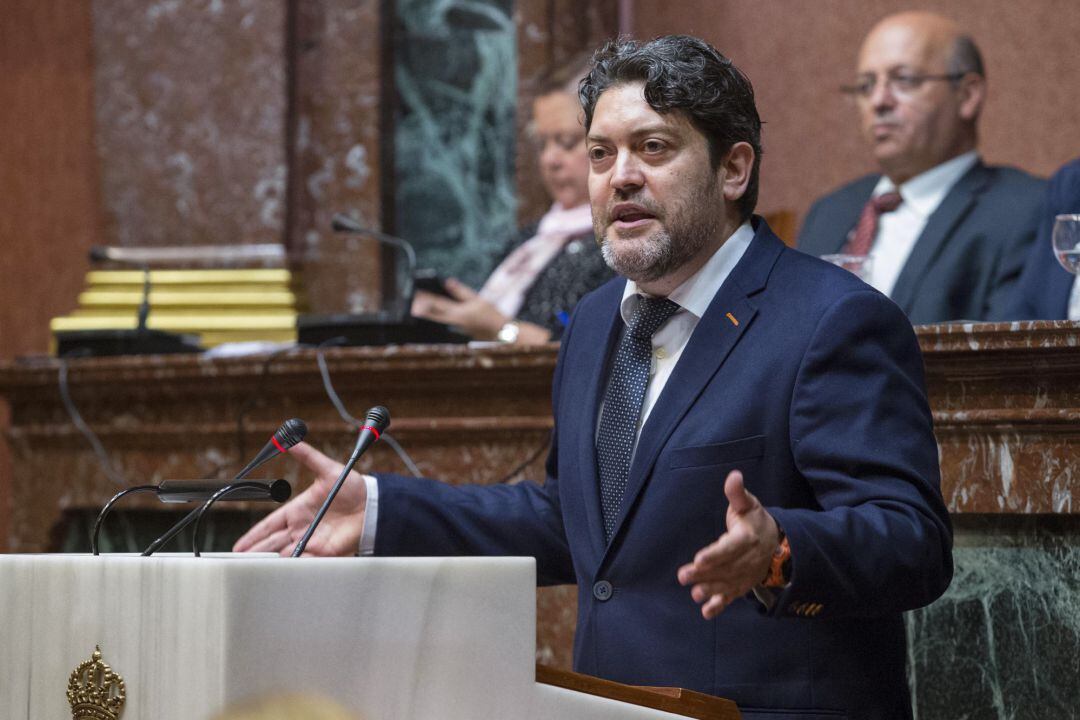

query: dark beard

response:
[596,177,722,283]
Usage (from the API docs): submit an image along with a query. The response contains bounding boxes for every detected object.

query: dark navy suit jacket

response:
[996,158,1080,320]
[374,220,953,719]
[798,162,1044,324]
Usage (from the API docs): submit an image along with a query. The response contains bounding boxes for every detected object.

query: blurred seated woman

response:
[410,57,613,344]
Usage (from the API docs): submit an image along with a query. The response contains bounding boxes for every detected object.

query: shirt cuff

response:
[358,474,379,556]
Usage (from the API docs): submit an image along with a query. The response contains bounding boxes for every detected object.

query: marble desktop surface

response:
[0,555,685,720]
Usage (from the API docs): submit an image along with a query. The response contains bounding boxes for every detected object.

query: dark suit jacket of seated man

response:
[236,35,953,720]
[799,161,1043,324]
[797,11,1043,325]
[995,157,1080,320]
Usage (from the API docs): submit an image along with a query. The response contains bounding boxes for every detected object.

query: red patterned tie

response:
[843,191,903,256]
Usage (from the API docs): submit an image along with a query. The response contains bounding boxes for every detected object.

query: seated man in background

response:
[798,11,1043,324]
[410,57,613,344]
[995,158,1080,320]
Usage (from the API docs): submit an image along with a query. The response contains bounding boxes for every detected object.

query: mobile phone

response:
[413,270,452,299]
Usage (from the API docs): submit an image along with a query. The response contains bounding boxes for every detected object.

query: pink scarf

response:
[479,203,594,318]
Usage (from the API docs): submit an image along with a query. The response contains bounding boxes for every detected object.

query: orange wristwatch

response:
[763,529,792,588]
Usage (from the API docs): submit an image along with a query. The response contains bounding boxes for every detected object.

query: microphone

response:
[141,418,307,556]
[234,418,308,481]
[89,246,153,333]
[330,213,417,320]
[59,247,202,357]
[291,406,391,557]
[155,478,292,503]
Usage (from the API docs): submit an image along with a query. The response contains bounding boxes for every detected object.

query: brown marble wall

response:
[0,1,103,361]
[0,0,106,551]
[632,0,1080,229]
[289,1,384,240]
[288,0,386,309]
[91,0,289,247]
[918,321,1080,514]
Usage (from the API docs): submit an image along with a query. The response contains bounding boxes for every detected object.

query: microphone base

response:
[55,329,203,357]
[297,313,469,346]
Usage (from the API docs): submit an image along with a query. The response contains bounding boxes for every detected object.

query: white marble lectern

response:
[0,555,706,719]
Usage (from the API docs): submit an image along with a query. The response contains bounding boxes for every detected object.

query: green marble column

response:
[392,0,518,287]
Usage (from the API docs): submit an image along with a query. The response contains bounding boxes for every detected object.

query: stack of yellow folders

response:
[50,268,305,349]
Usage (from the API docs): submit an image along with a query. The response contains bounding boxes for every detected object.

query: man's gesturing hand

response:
[677,470,780,619]
[232,442,368,557]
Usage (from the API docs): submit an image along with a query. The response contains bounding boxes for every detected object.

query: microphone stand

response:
[55,251,201,357]
[143,479,292,556]
[291,406,389,557]
[296,213,468,346]
[191,482,285,557]
[289,445,365,558]
[91,485,158,555]
[329,213,417,319]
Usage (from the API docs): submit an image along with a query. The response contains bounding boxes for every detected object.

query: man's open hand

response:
[677,470,780,619]
[232,442,368,557]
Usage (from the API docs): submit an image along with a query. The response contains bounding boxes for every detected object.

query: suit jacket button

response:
[593,580,613,601]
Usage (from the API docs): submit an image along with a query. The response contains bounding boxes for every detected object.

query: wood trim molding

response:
[536,664,742,720]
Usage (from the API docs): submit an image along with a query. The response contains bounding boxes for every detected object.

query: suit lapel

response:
[601,224,784,555]
[889,163,991,313]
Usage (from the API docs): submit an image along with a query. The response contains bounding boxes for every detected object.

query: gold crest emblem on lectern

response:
[67,646,126,720]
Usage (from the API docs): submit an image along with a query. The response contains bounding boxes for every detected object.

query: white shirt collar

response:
[619,221,756,322]
[872,151,979,218]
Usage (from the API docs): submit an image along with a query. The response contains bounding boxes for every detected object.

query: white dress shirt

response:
[1069,278,1080,321]
[608,221,755,456]
[866,151,979,296]
[359,221,756,555]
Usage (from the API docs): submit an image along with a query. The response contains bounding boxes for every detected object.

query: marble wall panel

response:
[0,0,103,361]
[919,322,1080,515]
[907,516,1080,719]
[91,0,289,247]
[288,0,386,312]
[0,0,106,550]
[391,0,519,287]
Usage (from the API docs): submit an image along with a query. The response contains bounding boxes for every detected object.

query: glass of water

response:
[1053,214,1080,275]
[820,253,873,282]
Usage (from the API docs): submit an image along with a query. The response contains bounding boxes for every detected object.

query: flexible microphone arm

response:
[142,479,293,557]
[191,481,293,557]
[141,418,307,556]
[291,406,391,557]
[330,213,417,320]
[137,265,151,332]
[89,246,152,334]
[91,485,158,555]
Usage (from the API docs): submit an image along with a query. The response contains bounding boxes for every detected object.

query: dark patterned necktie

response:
[596,296,681,541]
[843,191,903,256]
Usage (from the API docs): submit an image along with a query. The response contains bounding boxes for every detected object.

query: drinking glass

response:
[820,253,873,282]
[1052,214,1080,275]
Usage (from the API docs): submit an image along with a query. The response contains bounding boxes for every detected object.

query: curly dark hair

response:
[579,35,763,220]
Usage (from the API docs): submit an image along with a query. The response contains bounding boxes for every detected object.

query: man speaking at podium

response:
[236,36,952,720]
